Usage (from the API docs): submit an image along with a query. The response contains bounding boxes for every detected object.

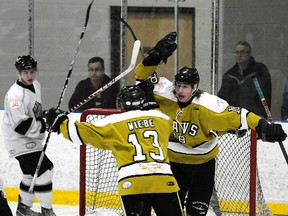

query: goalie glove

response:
[256,119,287,142]
[137,81,159,110]
[46,108,68,134]
[143,32,177,66]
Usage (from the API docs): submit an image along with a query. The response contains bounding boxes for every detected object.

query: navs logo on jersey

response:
[10,100,21,108]
[172,120,199,144]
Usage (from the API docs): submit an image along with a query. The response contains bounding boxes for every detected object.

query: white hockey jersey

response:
[2,80,45,158]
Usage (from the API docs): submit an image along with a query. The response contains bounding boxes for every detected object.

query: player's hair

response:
[235,40,252,53]
[15,55,37,72]
[88,56,105,70]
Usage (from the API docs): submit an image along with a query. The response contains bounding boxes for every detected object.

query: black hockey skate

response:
[16,202,42,216]
[41,207,56,216]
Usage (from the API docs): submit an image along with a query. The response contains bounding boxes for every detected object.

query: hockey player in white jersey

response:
[1,55,56,216]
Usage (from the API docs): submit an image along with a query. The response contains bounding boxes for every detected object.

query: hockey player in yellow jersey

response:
[134,32,287,216]
[46,85,183,216]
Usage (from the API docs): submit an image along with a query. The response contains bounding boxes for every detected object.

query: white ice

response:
[8,202,79,216]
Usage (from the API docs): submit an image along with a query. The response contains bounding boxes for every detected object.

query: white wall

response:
[0,0,213,110]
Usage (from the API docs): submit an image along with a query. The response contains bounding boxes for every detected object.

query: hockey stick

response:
[28,0,94,193]
[118,17,145,59]
[56,0,94,109]
[69,39,141,113]
[28,0,34,56]
[253,77,288,165]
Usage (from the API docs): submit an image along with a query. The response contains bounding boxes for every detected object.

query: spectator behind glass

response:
[281,82,288,121]
[218,41,272,119]
[68,56,118,111]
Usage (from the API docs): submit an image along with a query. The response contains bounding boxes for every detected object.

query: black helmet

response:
[116,85,146,111]
[174,66,200,97]
[174,66,200,85]
[15,55,37,72]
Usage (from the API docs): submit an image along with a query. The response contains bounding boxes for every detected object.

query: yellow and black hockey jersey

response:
[135,63,262,165]
[59,109,179,196]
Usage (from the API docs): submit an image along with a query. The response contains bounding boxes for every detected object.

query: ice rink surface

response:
[8,202,79,216]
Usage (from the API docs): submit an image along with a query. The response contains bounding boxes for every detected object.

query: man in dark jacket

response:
[218,41,272,119]
[68,56,119,111]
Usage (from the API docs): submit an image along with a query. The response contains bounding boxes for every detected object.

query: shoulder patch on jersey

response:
[10,100,21,108]
[154,77,177,102]
[193,92,228,113]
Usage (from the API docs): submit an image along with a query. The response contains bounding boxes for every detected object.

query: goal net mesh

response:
[79,108,272,216]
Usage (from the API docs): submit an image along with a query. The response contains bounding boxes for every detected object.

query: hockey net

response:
[79,108,272,216]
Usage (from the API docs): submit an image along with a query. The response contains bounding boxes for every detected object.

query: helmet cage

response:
[116,85,146,111]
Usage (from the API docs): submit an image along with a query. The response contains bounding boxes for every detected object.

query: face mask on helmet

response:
[15,55,37,72]
[174,66,200,97]
[116,85,146,111]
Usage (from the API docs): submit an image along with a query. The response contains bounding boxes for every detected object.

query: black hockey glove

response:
[137,81,159,110]
[46,108,68,133]
[143,32,177,66]
[36,118,46,133]
[256,119,287,142]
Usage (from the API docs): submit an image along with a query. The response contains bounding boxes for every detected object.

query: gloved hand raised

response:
[143,32,177,66]
[256,119,287,142]
[137,81,159,110]
[46,108,68,133]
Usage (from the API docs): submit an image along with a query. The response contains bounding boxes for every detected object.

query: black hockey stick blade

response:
[118,16,145,59]
[56,0,94,110]
[279,141,288,165]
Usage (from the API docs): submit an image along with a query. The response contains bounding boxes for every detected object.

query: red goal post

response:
[79,108,272,216]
